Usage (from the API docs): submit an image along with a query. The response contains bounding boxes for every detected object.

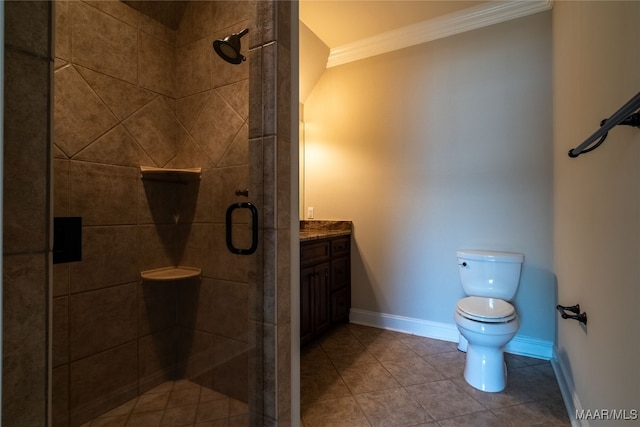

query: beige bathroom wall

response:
[299,21,329,103]
[553,0,640,418]
[304,12,554,345]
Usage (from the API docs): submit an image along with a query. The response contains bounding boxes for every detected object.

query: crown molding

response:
[327,0,553,68]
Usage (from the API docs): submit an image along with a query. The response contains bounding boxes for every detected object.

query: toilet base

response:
[457,334,468,352]
[463,343,507,392]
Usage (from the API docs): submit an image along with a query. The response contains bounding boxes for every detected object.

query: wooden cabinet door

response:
[300,265,315,343]
[331,256,350,291]
[313,262,331,336]
[331,287,350,323]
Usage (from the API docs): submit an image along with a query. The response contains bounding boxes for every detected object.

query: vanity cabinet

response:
[300,236,351,345]
[300,262,330,343]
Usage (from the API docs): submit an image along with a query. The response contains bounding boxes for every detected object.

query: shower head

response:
[213,28,249,64]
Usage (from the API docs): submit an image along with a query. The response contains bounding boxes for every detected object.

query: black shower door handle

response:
[225,202,258,255]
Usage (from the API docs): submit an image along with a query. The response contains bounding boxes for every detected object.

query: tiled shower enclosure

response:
[3,1,294,426]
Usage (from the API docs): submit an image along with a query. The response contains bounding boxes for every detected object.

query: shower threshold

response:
[79,380,248,426]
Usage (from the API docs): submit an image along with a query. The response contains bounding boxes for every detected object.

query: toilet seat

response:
[457,296,516,323]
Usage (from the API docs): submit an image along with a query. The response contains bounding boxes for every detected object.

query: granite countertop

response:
[299,220,352,242]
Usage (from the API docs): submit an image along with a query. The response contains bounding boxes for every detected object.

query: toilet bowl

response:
[455,297,519,392]
[454,250,524,392]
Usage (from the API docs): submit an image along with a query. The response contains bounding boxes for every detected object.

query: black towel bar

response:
[568,91,640,158]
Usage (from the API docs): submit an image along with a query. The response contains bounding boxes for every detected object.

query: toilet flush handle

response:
[459,262,468,267]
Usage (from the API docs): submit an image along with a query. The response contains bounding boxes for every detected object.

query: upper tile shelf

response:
[140,166,201,182]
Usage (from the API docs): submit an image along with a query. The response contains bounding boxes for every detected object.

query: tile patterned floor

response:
[80,380,249,427]
[301,323,571,427]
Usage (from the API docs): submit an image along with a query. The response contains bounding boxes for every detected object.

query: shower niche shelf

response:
[141,266,202,281]
[140,166,201,182]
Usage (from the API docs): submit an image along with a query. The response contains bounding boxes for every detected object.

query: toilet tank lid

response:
[457,250,524,263]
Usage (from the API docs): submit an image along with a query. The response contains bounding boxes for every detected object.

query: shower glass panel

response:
[51,1,259,425]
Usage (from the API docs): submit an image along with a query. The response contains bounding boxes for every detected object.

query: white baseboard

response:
[551,347,584,427]
[505,334,554,360]
[349,308,553,360]
[350,308,460,343]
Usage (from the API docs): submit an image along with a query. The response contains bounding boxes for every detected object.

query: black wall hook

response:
[556,304,588,325]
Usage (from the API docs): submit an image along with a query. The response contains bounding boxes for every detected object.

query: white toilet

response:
[454,249,524,392]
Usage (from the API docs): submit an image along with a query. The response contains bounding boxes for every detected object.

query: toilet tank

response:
[457,250,524,300]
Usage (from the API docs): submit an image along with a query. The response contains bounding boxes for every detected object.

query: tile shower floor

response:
[301,323,571,427]
[80,380,249,427]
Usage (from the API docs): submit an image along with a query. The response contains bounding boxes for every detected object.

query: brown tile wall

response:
[2,1,293,426]
[3,1,53,426]
[248,1,294,425]
[51,1,254,425]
